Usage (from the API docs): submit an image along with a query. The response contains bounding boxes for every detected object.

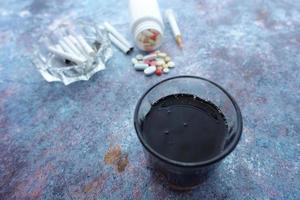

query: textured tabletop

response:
[0,0,300,199]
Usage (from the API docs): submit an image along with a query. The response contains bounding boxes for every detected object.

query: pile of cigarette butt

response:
[132,51,175,76]
[48,34,96,65]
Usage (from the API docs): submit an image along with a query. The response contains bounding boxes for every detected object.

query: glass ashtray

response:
[32,21,113,85]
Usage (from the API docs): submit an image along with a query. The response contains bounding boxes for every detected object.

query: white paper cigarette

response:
[104,22,134,50]
[109,33,131,54]
[48,46,86,64]
[55,44,74,63]
[76,35,96,57]
[55,44,64,52]
[63,36,85,57]
[68,35,89,57]
[165,9,181,36]
[165,9,183,47]
[59,40,79,56]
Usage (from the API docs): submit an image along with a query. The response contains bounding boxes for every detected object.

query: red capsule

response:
[155,68,162,76]
[150,34,157,40]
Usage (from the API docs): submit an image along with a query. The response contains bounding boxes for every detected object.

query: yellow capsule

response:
[158,52,167,58]
[163,64,169,68]
[156,60,165,66]
[164,56,171,62]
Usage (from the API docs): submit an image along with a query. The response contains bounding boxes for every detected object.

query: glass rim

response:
[134,76,243,168]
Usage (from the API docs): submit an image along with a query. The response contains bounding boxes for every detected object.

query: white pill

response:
[165,56,171,62]
[158,52,167,58]
[144,66,156,76]
[132,58,138,64]
[134,63,148,71]
[136,54,144,60]
[156,60,165,66]
[155,58,164,62]
[163,64,169,68]
[143,54,157,61]
[168,61,175,68]
[163,68,170,74]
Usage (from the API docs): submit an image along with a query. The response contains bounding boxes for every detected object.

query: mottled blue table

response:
[0,0,299,199]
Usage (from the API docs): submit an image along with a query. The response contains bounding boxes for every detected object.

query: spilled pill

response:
[155,68,162,76]
[156,60,165,66]
[143,54,157,61]
[131,50,175,76]
[150,61,157,66]
[165,56,171,62]
[163,68,170,73]
[157,66,163,70]
[135,63,149,71]
[144,60,152,65]
[144,66,156,76]
[136,54,144,60]
[158,52,167,58]
[132,58,138,64]
[168,61,175,68]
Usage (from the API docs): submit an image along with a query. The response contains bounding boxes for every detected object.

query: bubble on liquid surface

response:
[163,130,169,135]
[183,122,188,127]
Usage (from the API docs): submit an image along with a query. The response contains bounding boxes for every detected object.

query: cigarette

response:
[55,44,64,52]
[55,44,72,63]
[76,35,96,57]
[59,40,79,56]
[68,35,89,57]
[165,9,183,48]
[103,22,134,51]
[62,36,84,57]
[48,46,86,64]
[109,33,131,54]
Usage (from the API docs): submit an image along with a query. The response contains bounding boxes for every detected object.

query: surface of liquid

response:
[142,94,228,163]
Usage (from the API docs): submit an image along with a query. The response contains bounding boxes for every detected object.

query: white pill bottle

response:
[129,0,164,52]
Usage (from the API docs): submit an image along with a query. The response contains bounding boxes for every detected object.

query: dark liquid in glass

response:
[142,94,228,163]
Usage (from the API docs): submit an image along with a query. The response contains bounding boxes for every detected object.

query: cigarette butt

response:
[48,46,86,64]
[63,36,84,57]
[55,44,73,63]
[55,44,64,52]
[59,40,78,56]
[109,33,131,54]
[175,35,184,48]
[68,35,89,57]
[76,35,96,57]
[165,9,183,48]
[104,22,134,50]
